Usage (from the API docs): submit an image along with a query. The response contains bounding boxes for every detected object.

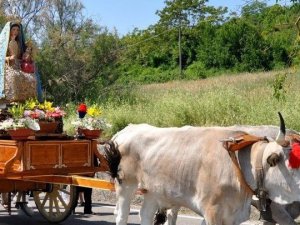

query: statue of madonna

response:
[0,21,42,105]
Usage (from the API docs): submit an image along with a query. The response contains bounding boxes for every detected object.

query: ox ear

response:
[267,153,281,167]
[276,112,288,146]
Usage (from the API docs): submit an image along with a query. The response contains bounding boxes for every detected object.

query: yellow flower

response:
[24,98,38,110]
[87,105,102,117]
[39,100,54,111]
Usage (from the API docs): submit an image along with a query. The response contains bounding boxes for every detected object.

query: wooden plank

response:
[0,141,23,174]
[71,175,115,191]
[24,140,93,171]
[10,175,115,191]
[25,143,60,170]
[61,142,91,168]
[0,139,110,185]
[0,179,47,192]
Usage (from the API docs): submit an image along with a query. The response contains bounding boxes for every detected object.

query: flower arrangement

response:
[24,98,66,122]
[0,104,39,131]
[0,117,39,130]
[72,103,110,131]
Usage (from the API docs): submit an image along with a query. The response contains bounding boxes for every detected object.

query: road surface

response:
[0,201,204,225]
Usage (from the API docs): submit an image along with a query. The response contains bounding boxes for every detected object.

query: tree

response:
[35,0,122,103]
[36,0,100,102]
[206,18,272,71]
[1,0,47,33]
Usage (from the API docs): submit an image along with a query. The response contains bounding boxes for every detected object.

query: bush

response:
[185,61,207,79]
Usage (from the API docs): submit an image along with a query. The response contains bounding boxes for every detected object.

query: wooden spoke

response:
[33,185,77,223]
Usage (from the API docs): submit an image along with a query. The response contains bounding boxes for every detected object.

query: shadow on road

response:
[0,203,139,225]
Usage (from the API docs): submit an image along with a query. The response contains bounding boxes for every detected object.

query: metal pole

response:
[178,16,183,77]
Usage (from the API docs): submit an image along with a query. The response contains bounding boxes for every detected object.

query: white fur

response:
[111,124,300,225]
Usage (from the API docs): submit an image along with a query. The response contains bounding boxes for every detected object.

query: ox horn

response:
[276,112,287,146]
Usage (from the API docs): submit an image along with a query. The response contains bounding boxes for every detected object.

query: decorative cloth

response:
[0,22,11,98]
[289,142,300,169]
[5,66,37,102]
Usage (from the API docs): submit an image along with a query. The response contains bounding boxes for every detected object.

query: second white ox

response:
[158,125,300,225]
[105,122,300,225]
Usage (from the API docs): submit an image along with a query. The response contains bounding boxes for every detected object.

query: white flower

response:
[71,120,83,127]
[0,119,14,130]
[0,118,40,131]
[71,117,109,130]
[25,118,40,131]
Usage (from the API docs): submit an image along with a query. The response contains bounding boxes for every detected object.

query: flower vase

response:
[79,129,102,139]
[37,121,59,134]
[8,128,34,140]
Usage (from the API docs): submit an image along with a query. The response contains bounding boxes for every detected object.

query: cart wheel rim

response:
[18,202,34,217]
[33,185,77,223]
[14,192,34,217]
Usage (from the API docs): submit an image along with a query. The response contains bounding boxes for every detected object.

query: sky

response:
[81,0,288,36]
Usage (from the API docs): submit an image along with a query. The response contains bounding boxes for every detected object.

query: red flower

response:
[77,103,87,113]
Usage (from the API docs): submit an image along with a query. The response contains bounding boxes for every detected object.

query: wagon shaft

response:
[11,175,115,191]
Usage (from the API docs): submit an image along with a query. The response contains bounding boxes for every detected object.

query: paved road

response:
[0,202,203,225]
[0,194,269,225]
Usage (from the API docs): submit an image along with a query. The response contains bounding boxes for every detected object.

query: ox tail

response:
[103,140,122,183]
[154,209,167,225]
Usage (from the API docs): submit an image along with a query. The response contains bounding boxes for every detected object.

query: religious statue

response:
[0,21,42,105]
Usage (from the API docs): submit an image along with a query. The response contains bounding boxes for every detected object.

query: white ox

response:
[158,125,300,225]
[105,122,300,225]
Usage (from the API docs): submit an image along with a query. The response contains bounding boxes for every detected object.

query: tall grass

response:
[99,69,300,136]
[64,69,300,137]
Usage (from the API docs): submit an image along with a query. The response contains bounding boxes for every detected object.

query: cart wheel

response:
[33,185,77,223]
[15,192,34,217]
[17,202,34,217]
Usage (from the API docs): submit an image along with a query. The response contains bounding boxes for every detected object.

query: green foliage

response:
[272,72,288,101]
[210,19,272,71]
[91,70,300,138]
[116,64,180,84]
[185,61,207,79]
[8,104,25,119]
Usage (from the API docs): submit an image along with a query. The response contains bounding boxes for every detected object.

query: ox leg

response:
[165,207,179,225]
[115,183,137,225]
[204,207,224,225]
[140,194,158,225]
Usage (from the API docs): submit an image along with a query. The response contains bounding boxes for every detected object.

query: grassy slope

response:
[102,69,300,136]
[63,69,299,137]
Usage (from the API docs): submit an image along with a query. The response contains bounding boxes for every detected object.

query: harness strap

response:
[224,134,267,152]
[225,141,255,196]
[222,134,268,196]
[253,142,268,212]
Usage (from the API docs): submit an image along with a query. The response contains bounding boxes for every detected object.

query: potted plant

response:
[72,103,110,139]
[24,99,66,134]
[0,103,40,140]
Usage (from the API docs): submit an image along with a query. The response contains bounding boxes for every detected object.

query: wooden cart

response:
[0,137,114,223]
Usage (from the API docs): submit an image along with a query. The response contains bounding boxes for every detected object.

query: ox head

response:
[262,112,300,204]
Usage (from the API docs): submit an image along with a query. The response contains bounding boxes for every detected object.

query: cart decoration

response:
[0,101,114,223]
[72,103,110,139]
[0,20,114,223]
